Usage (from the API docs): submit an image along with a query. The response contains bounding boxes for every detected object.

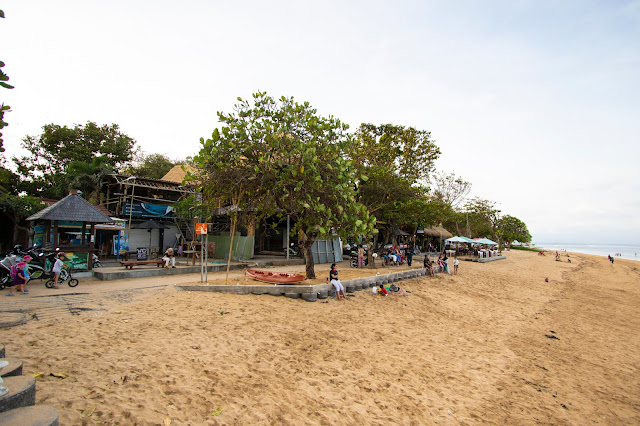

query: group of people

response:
[423,253,459,275]
[380,245,414,266]
[329,249,460,299]
[6,252,69,296]
[374,283,405,296]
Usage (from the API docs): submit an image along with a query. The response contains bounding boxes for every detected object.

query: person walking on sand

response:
[329,263,346,299]
[357,245,365,269]
[453,257,459,275]
[6,262,28,296]
[406,245,414,267]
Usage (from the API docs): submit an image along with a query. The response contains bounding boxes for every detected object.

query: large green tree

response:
[192,92,376,278]
[496,215,531,246]
[13,121,137,198]
[463,197,502,242]
[350,123,441,264]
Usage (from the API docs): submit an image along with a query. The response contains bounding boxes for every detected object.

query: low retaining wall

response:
[176,267,438,302]
[461,255,506,263]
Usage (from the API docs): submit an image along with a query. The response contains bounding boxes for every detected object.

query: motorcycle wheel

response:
[350,258,358,268]
[68,279,79,287]
[93,261,103,268]
[45,280,54,288]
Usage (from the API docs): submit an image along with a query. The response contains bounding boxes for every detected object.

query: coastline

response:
[0,249,638,424]
[536,243,640,262]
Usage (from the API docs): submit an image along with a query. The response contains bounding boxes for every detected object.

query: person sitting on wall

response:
[163,247,176,268]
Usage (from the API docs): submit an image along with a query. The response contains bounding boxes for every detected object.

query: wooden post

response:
[53,221,59,250]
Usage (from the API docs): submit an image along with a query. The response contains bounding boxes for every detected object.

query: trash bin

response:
[136,247,148,260]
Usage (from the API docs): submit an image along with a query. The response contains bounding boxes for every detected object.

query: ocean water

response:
[535,243,640,262]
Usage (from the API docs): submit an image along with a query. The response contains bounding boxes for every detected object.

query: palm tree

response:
[67,156,113,203]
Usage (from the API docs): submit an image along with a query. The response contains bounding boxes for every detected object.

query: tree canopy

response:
[497,215,532,245]
[124,152,178,180]
[192,92,376,278]
[350,123,442,258]
[13,121,137,198]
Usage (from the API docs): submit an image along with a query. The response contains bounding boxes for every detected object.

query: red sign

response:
[195,223,207,235]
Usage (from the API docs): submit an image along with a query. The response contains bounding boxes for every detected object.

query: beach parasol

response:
[446,236,469,243]
[475,237,498,245]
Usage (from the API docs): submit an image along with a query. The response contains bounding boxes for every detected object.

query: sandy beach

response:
[1,249,639,424]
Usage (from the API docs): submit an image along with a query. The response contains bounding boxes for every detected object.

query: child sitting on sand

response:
[389,283,405,295]
[378,284,388,296]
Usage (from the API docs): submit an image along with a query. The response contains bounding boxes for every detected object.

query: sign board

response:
[195,223,208,235]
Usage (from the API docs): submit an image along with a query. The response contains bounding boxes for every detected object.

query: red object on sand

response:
[245,269,307,284]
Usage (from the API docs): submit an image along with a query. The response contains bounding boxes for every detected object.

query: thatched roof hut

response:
[420,225,453,239]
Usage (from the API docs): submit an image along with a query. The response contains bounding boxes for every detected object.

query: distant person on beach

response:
[453,257,459,274]
[329,263,346,299]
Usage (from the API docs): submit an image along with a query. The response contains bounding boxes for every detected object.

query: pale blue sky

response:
[2,1,639,244]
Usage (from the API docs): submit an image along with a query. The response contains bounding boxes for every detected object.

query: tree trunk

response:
[302,232,316,279]
[366,236,377,269]
[225,213,238,284]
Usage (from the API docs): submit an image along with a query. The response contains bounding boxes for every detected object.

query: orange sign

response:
[195,223,208,235]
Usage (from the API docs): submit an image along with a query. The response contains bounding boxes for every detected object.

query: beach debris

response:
[211,407,224,416]
[30,371,45,378]
[191,345,201,350]
[545,334,559,340]
[30,313,39,321]
[114,311,121,314]
[219,311,230,315]
[50,372,68,379]
[79,406,96,418]
[164,417,172,425]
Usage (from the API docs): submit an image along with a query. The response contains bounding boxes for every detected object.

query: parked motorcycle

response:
[283,243,302,258]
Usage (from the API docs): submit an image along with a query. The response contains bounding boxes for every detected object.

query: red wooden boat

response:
[245,269,307,284]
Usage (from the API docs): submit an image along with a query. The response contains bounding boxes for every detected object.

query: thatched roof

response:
[27,194,113,223]
[421,225,453,238]
[161,165,196,183]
